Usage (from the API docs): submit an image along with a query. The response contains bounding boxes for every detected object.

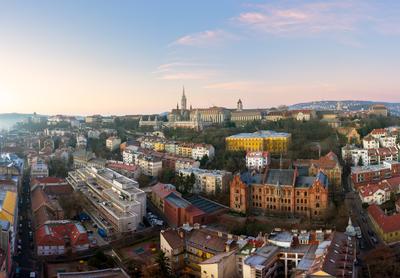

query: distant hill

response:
[0,113,33,129]
[289,100,400,116]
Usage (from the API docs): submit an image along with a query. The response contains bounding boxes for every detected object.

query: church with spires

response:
[166,87,203,131]
[167,87,192,122]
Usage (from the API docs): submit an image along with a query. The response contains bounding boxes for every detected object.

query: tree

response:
[155,251,172,278]
[199,154,209,167]
[48,158,68,178]
[137,174,151,188]
[357,158,364,167]
[159,169,175,184]
[88,250,115,269]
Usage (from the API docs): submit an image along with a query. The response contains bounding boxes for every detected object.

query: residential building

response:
[150,183,179,212]
[137,155,162,177]
[31,187,65,228]
[337,127,361,144]
[294,152,342,192]
[368,204,400,244]
[242,245,279,278]
[226,130,291,154]
[177,143,194,158]
[31,160,49,178]
[76,134,87,149]
[351,161,400,188]
[67,167,146,234]
[160,225,238,276]
[245,151,270,171]
[87,130,101,139]
[36,220,89,256]
[191,144,215,160]
[363,135,379,149]
[106,137,121,151]
[341,145,368,166]
[179,168,232,194]
[293,232,356,278]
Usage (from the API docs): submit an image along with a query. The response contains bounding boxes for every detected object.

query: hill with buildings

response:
[0,113,33,130]
[289,100,400,116]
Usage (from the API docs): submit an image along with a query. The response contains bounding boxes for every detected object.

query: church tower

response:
[237,99,243,111]
[181,86,187,110]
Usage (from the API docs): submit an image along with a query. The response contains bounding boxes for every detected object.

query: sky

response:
[1,0,400,116]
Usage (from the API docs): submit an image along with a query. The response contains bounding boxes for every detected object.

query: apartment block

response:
[67,167,146,234]
[178,168,232,194]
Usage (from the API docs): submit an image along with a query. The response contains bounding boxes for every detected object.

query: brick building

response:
[229,169,329,219]
[294,151,342,192]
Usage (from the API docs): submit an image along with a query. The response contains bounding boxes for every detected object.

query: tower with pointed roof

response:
[181,86,187,111]
[237,99,243,111]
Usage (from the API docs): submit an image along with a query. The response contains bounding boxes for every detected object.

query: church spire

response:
[181,86,187,110]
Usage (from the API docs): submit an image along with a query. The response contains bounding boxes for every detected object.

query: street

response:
[13,172,38,277]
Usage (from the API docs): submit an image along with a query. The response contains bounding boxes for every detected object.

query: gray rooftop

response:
[265,169,295,185]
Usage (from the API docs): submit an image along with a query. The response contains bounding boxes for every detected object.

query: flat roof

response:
[227,130,291,139]
[185,195,227,214]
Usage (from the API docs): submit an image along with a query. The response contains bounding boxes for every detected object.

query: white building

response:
[359,186,390,205]
[87,130,101,139]
[122,145,140,164]
[341,145,369,166]
[179,168,232,194]
[246,151,270,170]
[363,135,379,149]
[31,160,49,178]
[380,136,397,148]
[76,134,87,148]
[191,144,215,160]
[106,137,121,151]
[137,155,162,177]
[67,167,146,233]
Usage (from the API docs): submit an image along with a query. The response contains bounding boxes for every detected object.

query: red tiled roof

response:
[31,187,50,213]
[152,183,179,200]
[36,222,89,247]
[31,177,67,185]
[371,128,387,134]
[368,204,400,233]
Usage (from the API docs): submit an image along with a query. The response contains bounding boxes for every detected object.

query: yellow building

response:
[154,141,165,152]
[177,143,194,158]
[225,130,291,154]
[0,191,17,224]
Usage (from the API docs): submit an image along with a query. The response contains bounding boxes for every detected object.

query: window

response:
[316,203,320,208]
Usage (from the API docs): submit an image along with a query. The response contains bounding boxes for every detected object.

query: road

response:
[12,172,39,277]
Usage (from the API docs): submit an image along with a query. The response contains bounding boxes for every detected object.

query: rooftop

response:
[227,130,291,139]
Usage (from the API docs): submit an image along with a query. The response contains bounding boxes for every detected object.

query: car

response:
[371,236,378,244]
[17,245,22,250]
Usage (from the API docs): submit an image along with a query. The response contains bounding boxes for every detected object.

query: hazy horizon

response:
[1,1,400,115]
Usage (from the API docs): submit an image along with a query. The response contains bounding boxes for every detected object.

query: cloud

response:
[234,1,363,36]
[154,61,218,80]
[171,29,239,47]
[159,72,209,80]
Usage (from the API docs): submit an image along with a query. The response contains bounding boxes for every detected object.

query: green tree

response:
[137,174,151,188]
[199,154,209,167]
[155,251,172,278]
